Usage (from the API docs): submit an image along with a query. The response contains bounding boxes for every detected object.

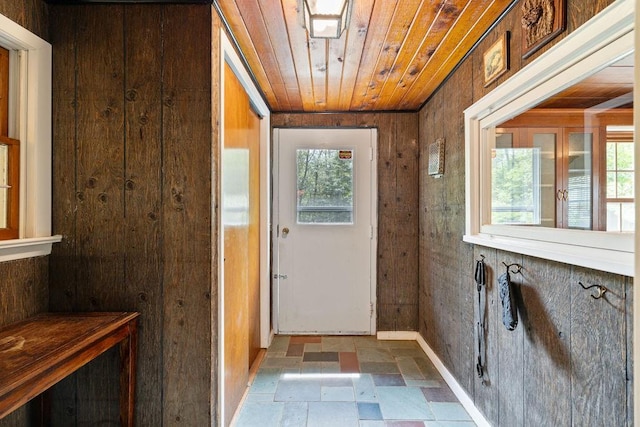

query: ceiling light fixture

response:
[302,0,351,39]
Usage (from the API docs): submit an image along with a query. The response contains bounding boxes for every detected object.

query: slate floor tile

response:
[371,374,406,386]
[281,402,308,427]
[303,352,340,362]
[385,421,428,427]
[340,352,359,373]
[357,347,395,362]
[290,336,322,344]
[353,374,377,402]
[357,402,383,420]
[376,386,434,420]
[235,336,477,426]
[305,343,322,352]
[274,379,321,402]
[269,336,290,352]
[397,357,425,380]
[321,385,355,401]
[424,421,477,427]
[286,343,305,357]
[429,402,472,421]
[234,401,284,426]
[421,385,458,402]
[405,379,442,388]
[360,361,401,374]
[307,401,359,427]
[322,336,356,352]
[357,422,386,427]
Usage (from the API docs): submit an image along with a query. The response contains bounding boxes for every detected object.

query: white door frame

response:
[218,29,271,426]
[272,127,378,335]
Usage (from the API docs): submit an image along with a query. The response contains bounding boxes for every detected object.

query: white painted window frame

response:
[464,0,635,276]
[0,13,61,262]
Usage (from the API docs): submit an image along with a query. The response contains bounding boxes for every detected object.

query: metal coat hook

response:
[578,281,608,300]
[502,262,522,275]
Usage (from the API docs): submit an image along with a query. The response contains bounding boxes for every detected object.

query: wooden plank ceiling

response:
[216,0,514,112]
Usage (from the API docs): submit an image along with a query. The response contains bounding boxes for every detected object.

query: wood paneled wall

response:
[271,113,419,330]
[49,5,219,425]
[0,1,49,426]
[418,0,632,425]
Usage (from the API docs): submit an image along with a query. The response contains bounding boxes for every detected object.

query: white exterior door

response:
[273,128,377,335]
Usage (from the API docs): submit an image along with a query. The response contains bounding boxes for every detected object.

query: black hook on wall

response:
[502,262,522,275]
[578,281,608,299]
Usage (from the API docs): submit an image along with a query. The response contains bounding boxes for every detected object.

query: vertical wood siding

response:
[418,0,632,425]
[0,1,49,426]
[48,5,217,425]
[271,113,420,331]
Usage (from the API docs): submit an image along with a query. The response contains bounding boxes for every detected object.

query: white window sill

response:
[0,235,62,262]
[463,233,633,277]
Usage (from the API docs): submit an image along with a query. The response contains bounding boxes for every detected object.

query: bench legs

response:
[119,320,138,427]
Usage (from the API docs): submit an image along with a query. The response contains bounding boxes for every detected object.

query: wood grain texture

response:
[217,0,513,111]
[418,2,631,426]
[0,20,51,427]
[472,247,498,423]
[271,112,419,331]
[496,251,524,427]
[570,267,626,427]
[123,6,164,426]
[0,313,138,418]
[70,7,126,424]
[521,256,572,426]
[222,62,262,425]
[161,5,213,426]
[625,277,634,427]
[48,4,216,426]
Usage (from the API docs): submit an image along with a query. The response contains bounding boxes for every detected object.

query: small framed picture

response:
[483,32,509,87]
[428,138,445,177]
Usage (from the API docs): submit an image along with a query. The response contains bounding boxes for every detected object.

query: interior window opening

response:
[490,53,634,233]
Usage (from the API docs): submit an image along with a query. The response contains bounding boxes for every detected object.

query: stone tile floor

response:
[232,336,477,427]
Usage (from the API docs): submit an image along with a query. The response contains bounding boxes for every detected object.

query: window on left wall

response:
[0,46,20,239]
[0,13,61,261]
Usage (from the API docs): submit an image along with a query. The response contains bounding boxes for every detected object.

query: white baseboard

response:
[377,330,418,341]
[377,331,491,427]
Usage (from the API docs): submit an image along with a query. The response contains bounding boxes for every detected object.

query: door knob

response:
[282,227,290,237]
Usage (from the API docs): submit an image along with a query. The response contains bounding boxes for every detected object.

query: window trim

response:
[0,13,61,262]
[464,0,634,276]
[0,136,20,239]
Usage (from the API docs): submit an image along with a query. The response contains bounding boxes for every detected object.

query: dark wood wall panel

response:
[48,5,217,426]
[0,1,49,426]
[271,112,419,331]
[0,0,48,40]
[161,6,213,425]
[418,0,630,426]
[74,7,126,423]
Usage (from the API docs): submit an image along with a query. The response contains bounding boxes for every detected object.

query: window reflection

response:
[491,53,634,232]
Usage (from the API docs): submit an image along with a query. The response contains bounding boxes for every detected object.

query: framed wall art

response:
[428,138,445,177]
[521,0,566,59]
[483,32,509,87]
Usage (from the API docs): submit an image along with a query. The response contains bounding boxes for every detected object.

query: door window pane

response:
[296,149,354,224]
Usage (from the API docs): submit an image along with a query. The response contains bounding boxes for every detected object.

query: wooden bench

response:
[0,312,139,425]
